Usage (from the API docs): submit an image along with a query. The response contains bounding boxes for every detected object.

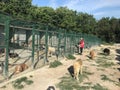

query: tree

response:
[76,12,96,34]
[0,0,32,19]
[55,7,77,31]
[96,17,112,42]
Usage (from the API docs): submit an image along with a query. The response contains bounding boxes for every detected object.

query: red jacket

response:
[79,39,84,48]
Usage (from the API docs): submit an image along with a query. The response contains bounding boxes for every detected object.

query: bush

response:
[66,54,76,60]
[49,60,62,68]
[12,77,33,89]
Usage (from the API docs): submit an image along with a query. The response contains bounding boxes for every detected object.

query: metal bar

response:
[57,32,61,60]
[45,26,48,63]
[31,25,35,68]
[64,30,66,55]
[3,18,10,78]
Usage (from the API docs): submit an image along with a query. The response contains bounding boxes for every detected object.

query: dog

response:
[73,59,82,80]
[14,63,28,74]
[103,48,110,55]
[9,53,19,58]
[47,86,55,90]
[48,46,56,57]
[90,50,95,59]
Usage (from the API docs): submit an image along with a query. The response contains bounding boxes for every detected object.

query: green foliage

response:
[0,0,120,43]
[101,74,113,82]
[102,42,114,45]
[92,83,108,90]
[12,76,33,89]
[78,72,89,83]
[97,60,115,68]
[57,70,94,90]
[66,54,76,60]
[96,53,115,68]
[49,60,62,68]
[96,17,120,43]
[24,80,33,85]
[101,74,120,87]
[57,75,90,90]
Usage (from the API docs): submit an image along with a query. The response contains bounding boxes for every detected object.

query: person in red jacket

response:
[79,38,85,55]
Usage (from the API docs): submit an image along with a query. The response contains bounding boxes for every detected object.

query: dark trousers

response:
[80,48,83,54]
[79,47,83,54]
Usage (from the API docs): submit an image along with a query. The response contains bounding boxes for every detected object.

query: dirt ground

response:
[0,44,120,90]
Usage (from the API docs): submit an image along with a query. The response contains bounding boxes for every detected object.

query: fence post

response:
[3,17,10,78]
[32,25,35,69]
[70,34,72,54]
[57,30,61,60]
[64,30,66,56]
[45,25,48,63]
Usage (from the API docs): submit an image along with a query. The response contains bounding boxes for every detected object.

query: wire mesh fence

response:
[0,12,101,80]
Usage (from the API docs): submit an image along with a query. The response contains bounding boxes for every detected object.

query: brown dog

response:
[90,50,95,59]
[14,63,28,74]
[73,59,82,80]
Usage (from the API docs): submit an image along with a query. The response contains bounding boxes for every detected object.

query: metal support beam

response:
[45,26,48,63]
[3,18,10,78]
[31,25,35,69]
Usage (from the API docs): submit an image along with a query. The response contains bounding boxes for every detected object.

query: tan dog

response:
[48,46,56,56]
[73,59,83,80]
[14,63,28,74]
[90,50,95,60]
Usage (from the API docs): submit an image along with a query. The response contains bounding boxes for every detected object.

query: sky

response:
[32,0,120,20]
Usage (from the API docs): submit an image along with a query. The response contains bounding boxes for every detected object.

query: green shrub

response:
[49,60,62,68]
[25,80,33,85]
[12,76,33,89]
[66,54,76,60]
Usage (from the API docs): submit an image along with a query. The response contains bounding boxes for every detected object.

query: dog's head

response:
[47,86,55,90]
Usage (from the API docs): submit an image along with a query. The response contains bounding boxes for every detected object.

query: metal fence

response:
[0,12,101,79]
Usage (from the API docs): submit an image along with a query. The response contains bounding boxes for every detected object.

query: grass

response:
[99,61,114,68]
[96,53,115,68]
[84,82,92,86]
[101,74,113,82]
[49,60,62,68]
[96,68,105,71]
[1,85,6,88]
[12,76,33,89]
[57,75,90,90]
[66,54,76,60]
[92,83,108,90]
[57,70,94,90]
[101,74,120,87]
[57,76,80,90]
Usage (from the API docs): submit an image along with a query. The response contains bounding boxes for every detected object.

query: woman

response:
[79,38,85,55]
